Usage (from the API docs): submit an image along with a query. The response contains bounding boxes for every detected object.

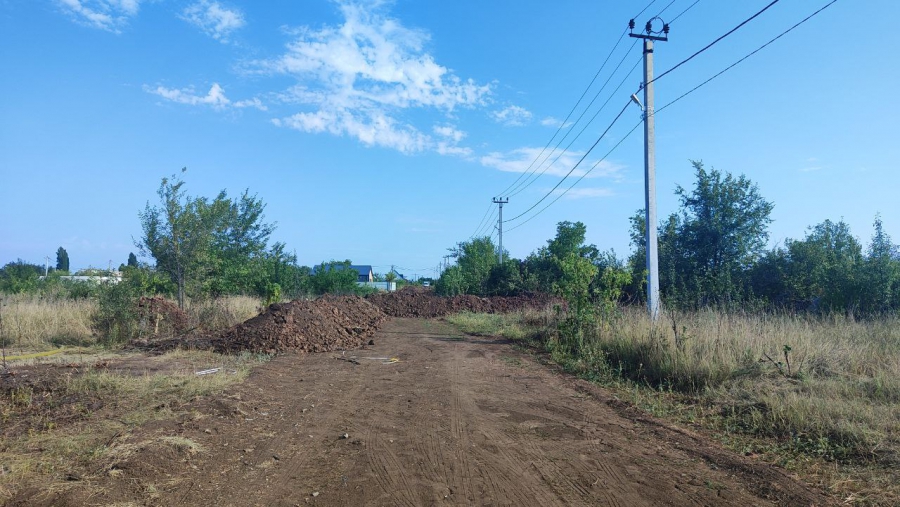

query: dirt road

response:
[70,318,830,506]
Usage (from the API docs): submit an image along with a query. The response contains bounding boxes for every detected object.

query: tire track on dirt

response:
[363,417,420,507]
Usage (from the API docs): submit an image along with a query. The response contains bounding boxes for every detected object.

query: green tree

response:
[56,247,69,272]
[308,260,360,295]
[629,161,773,308]
[862,215,898,314]
[384,270,397,289]
[138,171,278,306]
[437,237,498,296]
[525,221,599,295]
[0,260,44,294]
[783,219,863,313]
[127,252,139,268]
[138,171,215,309]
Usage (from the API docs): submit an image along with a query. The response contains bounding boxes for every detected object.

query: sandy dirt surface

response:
[15,318,832,506]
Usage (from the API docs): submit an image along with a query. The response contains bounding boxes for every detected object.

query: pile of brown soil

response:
[203,295,386,355]
[367,286,558,318]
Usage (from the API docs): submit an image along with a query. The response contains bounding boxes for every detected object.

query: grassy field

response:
[0,294,270,502]
[0,294,262,355]
[448,308,900,506]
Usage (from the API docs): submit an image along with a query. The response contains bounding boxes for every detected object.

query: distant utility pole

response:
[492,197,509,264]
[629,17,668,321]
[44,256,50,276]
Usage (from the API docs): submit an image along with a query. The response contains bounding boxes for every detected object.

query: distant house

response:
[312,263,374,283]
[389,268,407,281]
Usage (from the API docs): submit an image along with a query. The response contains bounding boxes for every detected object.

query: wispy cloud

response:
[56,0,143,33]
[541,116,572,128]
[144,83,267,111]
[799,166,822,173]
[181,0,246,42]
[550,187,614,199]
[480,147,624,180]
[490,105,532,127]
[252,0,490,154]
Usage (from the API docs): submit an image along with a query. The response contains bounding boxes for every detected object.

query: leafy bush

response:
[91,282,140,346]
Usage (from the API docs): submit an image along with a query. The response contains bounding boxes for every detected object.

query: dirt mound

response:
[204,295,386,355]
[367,286,558,318]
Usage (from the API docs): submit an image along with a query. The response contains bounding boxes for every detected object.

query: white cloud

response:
[799,166,822,173]
[433,125,472,156]
[541,116,572,128]
[256,0,490,154]
[56,0,143,32]
[275,110,429,153]
[490,105,532,127]
[145,83,267,111]
[551,187,614,199]
[480,147,624,180]
[181,1,246,42]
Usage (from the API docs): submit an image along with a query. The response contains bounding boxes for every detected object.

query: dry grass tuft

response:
[0,295,96,350]
[185,296,261,333]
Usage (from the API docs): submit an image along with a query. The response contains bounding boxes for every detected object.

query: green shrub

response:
[91,282,140,346]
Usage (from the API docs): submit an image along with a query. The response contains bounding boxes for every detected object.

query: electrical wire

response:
[655,0,679,17]
[656,0,839,116]
[506,120,643,233]
[506,45,641,198]
[503,99,632,224]
[634,0,659,19]
[669,0,701,24]
[495,35,632,198]
[474,207,498,238]
[505,0,839,234]
[648,0,780,88]
[469,202,495,239]
[494,0,661,199]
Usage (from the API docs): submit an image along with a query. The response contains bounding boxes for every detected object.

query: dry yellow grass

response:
[0,295,96,351]
[0,295,263,355]
[185,295,261,332]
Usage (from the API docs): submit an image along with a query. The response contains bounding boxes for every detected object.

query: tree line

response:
[436,161,900,317]
[0,171,395,303]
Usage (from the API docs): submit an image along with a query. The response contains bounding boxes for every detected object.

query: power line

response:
[495,0,661,198]
[505,0,839,235]
[504,99,632,224]
[669,0,701,24]
[474,207,497,238]
[506,120,644,233]
[634,0,659,19]
[469,202,494,239]
[655,0,679,17]
[656,0,839,116]
[496,36,634,198]
[648,0,780,88]
[507,45,641,198]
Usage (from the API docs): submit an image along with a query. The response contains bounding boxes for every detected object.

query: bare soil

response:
[367,286,559,318]
[7,318,832,506]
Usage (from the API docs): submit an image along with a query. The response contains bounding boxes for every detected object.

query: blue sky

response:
[1,0,897,279]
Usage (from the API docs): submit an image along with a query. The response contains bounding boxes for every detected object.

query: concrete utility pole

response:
[44,256,51,276]
[630,17,668,321]
[492,197,508,264]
